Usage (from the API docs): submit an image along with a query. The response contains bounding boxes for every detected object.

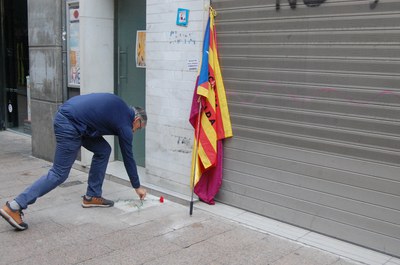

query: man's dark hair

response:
[132,106,147,125]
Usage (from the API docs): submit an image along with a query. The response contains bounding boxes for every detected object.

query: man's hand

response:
[135,186,147,200]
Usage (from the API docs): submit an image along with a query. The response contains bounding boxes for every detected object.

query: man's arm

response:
[118,128,147,199]
[118,127,141,189]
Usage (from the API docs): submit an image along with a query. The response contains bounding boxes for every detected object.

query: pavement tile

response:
[194,200,246,219]
[118,201,186,226]
[212,234,303,265]
[331,258,365,265]
[298,232,393,265]
[123,218,176,238]
[208,225,268,252]
[143,240,225,265]
[34,202,131,232]
[0,225,99,264]
[79,236,182,265]
[147,209,212,231]
[9,240,113,265]
[233,211,310,241]
[95,223,162,251]
[0,156,50,175]
[161,217,236,248]
[0,169,86,202]
[0,217,65,247]
[271,245,341,265]
[386,258,400,265]
[0,180,28,199]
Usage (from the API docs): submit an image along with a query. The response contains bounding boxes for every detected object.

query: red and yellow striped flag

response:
[189,8,232,204]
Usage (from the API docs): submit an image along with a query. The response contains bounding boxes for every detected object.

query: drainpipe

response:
[61,0,67,102]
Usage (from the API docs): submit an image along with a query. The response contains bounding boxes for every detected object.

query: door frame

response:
[114,0,146,166]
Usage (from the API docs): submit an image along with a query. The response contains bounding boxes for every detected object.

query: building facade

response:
[8,0,400,257]
[26,0,206,197]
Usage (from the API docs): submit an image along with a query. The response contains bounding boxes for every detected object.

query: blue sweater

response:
[59,93,140,188]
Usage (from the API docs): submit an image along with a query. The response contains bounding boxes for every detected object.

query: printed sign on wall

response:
[67,0,80,87]
[136,30,146,68]
[176,8,189,26]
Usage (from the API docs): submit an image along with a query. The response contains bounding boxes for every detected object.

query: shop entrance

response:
[213,0,400,257]
[0,0,29,133]
[115,0,146,166]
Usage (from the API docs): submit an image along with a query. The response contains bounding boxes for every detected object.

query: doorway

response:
[115,0,146,166]
[0,0,29,133]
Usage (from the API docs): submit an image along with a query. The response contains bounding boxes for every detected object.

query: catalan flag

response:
[189,7,233,205]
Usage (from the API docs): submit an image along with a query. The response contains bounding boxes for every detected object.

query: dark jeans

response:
[15,112,111,209]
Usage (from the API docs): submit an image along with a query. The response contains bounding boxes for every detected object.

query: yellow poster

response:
[136,31,146,68]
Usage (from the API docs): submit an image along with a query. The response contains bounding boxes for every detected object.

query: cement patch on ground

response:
[114,194,165,213]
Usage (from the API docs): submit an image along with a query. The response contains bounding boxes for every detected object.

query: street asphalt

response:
[0,130,398,265]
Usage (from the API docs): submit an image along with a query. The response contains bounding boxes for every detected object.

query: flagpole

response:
[190,97,202,216]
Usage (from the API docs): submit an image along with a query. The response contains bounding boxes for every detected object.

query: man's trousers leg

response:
[82,137,111,197]
[15,113,81,209]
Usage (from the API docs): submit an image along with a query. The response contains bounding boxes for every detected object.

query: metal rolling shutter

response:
[213,0,400,257]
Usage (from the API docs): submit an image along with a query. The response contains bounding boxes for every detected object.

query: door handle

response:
[118,46,127,92]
